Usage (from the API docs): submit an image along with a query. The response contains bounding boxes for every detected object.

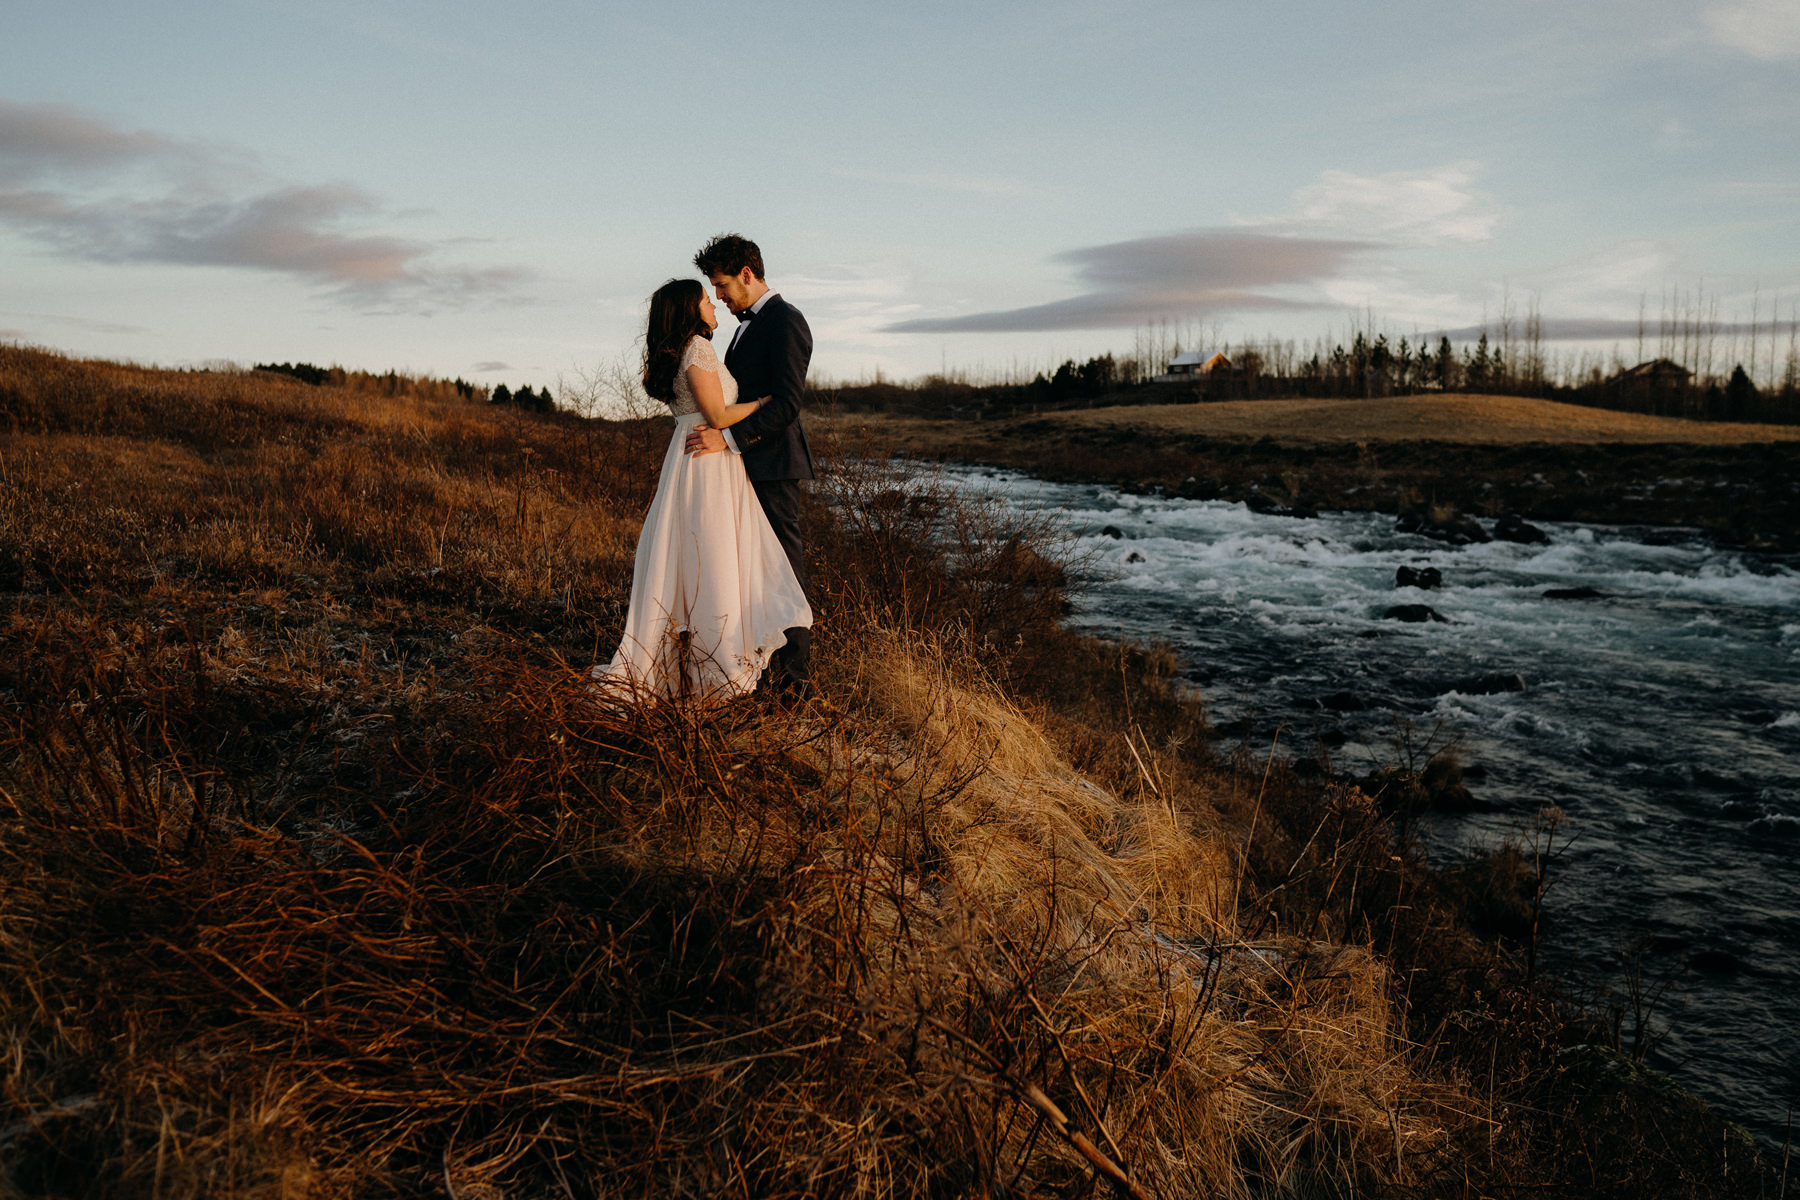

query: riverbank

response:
[0,346,1781,1196]
[929,459,1800,1151]
[817,394,1800,552]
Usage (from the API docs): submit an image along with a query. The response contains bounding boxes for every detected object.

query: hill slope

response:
[0,345,1776,1197]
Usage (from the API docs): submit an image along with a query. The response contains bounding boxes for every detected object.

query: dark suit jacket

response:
[722,293,814,482]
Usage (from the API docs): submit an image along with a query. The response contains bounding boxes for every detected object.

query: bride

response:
[590,278,813,701]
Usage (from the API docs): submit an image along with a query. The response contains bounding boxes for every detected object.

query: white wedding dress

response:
[590,335,813,701]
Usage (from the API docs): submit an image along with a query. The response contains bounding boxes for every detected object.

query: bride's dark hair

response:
[642,278,710,403]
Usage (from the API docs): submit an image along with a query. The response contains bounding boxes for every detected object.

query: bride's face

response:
[698,291,718,333]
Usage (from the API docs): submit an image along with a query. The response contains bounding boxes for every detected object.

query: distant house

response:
[1609,358,1693,388]
[1170,350,1231,376]
[1154,350,1231,384]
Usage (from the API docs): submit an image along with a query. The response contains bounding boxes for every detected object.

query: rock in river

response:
[1455,671,1528,695]
[1544,586,1606,601]
[1176,475,1223,500]
[1396,565,1443,590]
[1384,604,1448,623]
[1243,491,1290,517]
[1495,513,1550,544]
[1396,504,1491,546]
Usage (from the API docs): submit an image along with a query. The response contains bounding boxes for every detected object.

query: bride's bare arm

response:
[685,364,762,428]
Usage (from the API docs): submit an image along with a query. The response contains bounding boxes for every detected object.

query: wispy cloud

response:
[0,101,223,180]
[884,163,1499,334]
[1704,0,1800,59]
[0,99,527,309]
[0,308,148,335]
[1514,239,1677,310]
[884,230,1366,333]
[1241,162,1505,246]
[785,259,943,344]
[471,360,513,373]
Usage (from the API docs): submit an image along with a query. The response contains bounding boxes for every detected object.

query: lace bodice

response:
[669,336,737,416]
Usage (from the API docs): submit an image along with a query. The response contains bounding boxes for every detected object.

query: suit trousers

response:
[751,477,812,693]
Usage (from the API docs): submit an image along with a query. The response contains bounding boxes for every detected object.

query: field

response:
[0,345,1780,1197]
[984,392,1800,445]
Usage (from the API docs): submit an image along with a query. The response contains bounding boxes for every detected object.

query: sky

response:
[3,0,1798,395]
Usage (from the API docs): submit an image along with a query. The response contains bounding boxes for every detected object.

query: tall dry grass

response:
[0,344,1775,1197]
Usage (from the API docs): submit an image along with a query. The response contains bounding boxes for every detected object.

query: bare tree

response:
[558,349,661,421]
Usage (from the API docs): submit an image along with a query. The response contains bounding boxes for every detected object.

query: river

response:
[937,461,1800,1147]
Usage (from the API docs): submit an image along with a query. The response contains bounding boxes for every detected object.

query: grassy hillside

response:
[0,345,1776,1197]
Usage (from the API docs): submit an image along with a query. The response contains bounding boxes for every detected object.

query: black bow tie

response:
[736,308,755,322]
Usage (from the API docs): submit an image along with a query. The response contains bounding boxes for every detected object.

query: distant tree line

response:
[254,361,481,402]
[488,383,555,413]
[248,362,586,412]
[246,361,566,416]
[255,361,333,387]
[817,298,1800,426]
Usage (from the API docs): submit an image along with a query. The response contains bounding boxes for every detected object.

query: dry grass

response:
[825,393,1800,446]
[0,344,1777,1197]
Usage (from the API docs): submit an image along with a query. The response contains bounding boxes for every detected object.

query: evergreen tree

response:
[1073,354,1116,395]
[1328,344,1350,395]
[490,383,512,405]
[1724,363,1757,417]
[1350,333,1370,397]
[1468,333,1492,389]
[1299,353,1323,396]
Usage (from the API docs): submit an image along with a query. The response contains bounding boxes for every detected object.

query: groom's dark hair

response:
[694,234,765,281]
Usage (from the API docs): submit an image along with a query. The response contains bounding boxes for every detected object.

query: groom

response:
[686,233,814,696]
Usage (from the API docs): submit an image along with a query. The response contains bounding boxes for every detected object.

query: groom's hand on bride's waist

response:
[685,424,727,456]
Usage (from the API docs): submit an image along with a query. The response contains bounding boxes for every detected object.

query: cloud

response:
[1514,239,1677,307]
[883,163,1498,335]
[783,259,941,344]
[884,230,1367,333]
[1704,0,1800,59]
[0,100,205,179]
[0,308,148,335]
[0,99,526,309]
[1243,162,1504,247]
[471,360,513,372]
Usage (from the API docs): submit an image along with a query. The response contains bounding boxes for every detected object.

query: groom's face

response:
[708,268,758,316]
